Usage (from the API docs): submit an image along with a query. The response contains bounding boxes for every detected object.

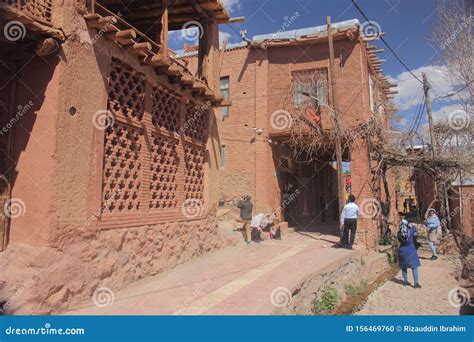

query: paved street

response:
[66,232,354,315]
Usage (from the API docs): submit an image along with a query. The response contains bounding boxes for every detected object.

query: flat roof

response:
[176,18,361,58]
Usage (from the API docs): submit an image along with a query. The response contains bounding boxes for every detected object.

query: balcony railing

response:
[0,0,53,25]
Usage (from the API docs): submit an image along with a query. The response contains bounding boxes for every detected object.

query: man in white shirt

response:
[340,194,360,249]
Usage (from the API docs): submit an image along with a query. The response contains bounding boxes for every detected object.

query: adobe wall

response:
[266,39,372,130]
[449,185,474,238]
[184,37,382,233]
[7,54,61,247]
[0,0,226,314]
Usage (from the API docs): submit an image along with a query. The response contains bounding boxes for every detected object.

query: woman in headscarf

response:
[398,218,421,288]
[425,208,441,261]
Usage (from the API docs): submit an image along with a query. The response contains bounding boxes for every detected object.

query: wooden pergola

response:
[86,0,239,104]
[95,0,231,30]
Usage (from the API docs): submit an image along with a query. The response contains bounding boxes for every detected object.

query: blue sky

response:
[170,0,471,140]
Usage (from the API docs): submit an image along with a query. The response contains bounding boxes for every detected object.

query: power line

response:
[351,0,423,84]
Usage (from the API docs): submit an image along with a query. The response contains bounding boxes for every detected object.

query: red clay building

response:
[181,19,395,246]
[0,0,232,313]
[449,179,474,237]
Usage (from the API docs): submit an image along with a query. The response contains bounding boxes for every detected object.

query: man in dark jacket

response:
[237,195,253,220]
[236,195,253,243]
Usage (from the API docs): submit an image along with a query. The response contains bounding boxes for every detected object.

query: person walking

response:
[340,194,360,250]
[398,219,421,288]
[425,208,440,260]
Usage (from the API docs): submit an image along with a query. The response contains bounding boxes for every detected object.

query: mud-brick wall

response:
[0,213,221,314]
[0,0,225,314]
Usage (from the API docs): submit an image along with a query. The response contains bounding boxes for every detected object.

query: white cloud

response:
[221,0,241,13]
[169,30,239,51]
[388,65,462,111]
[219,31,232,47]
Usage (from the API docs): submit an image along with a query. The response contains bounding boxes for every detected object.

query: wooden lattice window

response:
[183,143,205,202]
[149,134,179,210]
[184,102,208,143]
[151,85,180,132]
[292,69,328,107]
[100,58,208,224]
[103,122,142,213]
[0,0,53,23]
[108,59,146,124]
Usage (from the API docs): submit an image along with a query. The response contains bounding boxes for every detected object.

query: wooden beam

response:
[189,0,208,19]
[85,16,117,30]
[105,29,136,45]
[142,53,170,67]
[159,0,169,56]
[126,42,153,56]
[227,16,245,23]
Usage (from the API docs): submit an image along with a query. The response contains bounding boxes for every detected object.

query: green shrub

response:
[344,284,359,297]
[313,287,339,314]
[387,252,397,265]
[360,258,366,266]
[360,279,368,288]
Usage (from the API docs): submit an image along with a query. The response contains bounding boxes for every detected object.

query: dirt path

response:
[355,248,461,315]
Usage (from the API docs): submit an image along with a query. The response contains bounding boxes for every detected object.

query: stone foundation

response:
[0,213,224,314]
[276,249,393,315]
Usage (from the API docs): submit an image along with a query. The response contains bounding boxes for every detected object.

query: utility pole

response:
[423,72,448,232]
[327,16,346,231]
[422,72,437,158]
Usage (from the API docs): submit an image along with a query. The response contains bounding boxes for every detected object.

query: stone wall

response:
[0,212,223,314]
[0,0,226,314]
[278,249,393,315]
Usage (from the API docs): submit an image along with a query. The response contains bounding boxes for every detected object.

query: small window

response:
[220,77,230,118]
[220,144,226,169]
[292,69,328,108]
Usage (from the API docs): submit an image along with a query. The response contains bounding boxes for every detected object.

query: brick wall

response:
[449,185,474,237]
[182,34,387,244]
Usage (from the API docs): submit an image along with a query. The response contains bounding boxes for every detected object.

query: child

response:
[425,208,440,260]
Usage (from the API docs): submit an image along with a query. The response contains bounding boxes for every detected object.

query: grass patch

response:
[344,284,359,297]
[313,287,339,315]
[379,236,391,246]
[387,252,397,265]
[360,279,368,289]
